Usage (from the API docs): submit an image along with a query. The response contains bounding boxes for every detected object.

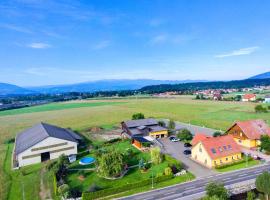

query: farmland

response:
[0,96,269,200]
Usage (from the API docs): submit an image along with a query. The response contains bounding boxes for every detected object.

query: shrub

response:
[215,157,253,169]
[164,167,173,176]
[206,182,228,200]
[164,154,183,170]
[177,129,193,141]
[88,183,101,192]
[58,184,70,199]
[168,119,175,130]
[132,113,145,120]
[213,131,222,137]
[255,105,268,113]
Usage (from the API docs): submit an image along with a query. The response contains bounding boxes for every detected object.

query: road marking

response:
[185,186,195,190]
[166,191,176,195]
[222,177,231,181]
[238,173,247,177]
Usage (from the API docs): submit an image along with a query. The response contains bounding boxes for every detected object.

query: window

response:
[218,147,223,152]
[214,161,217,165]
[226,157,228,161]
[204,159,207,164]
[199,147,202,152]
[220,160,223,163]
[211,148,216,154]
[223,146,227,150]
[232,156,234,160]
[228,145,232,150]
[238,139,242,143]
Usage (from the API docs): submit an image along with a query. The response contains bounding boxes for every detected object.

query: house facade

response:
[264,95,270,103]
[226,119,270,149]
[242,94,256,102]
[14,122,81,167]
[191,134,242,168]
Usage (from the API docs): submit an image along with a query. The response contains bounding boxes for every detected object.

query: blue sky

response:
[0,0,269,86]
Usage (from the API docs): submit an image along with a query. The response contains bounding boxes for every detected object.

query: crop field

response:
[0,96,269,200]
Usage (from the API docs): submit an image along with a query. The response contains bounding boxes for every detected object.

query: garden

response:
[50,139,194,199]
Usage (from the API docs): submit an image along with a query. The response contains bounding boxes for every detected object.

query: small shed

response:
[132,137,152,149]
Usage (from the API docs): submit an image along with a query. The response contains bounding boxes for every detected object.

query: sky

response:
[0,0,270,86]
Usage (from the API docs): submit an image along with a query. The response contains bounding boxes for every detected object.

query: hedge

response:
[82,175,173,200]
[215,157,253,169]
[53,174,58,195]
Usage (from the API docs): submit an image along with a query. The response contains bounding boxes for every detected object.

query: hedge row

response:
[82,175,173,200]
[215,157,253,169]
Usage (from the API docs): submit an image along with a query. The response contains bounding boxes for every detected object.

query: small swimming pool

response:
[79,157,95,165]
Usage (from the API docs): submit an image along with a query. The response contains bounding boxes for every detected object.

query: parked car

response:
[169,136,180,142]
[183,150,191,155]
[184,143,192,147]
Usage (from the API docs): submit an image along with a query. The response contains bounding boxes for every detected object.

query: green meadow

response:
[0,96,269,200]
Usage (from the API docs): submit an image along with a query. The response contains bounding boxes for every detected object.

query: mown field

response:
[0,96,269,200]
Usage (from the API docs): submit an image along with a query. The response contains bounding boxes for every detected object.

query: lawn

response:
[215,157,260,172]
[66,140,169,193]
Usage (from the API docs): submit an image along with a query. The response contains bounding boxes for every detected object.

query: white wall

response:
[17,137,77,167]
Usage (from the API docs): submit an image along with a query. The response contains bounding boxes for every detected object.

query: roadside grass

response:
[215,157,260,173]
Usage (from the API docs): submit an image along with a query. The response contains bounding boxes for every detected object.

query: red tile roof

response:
[192,133,241,160]
[229,119,270,140]
[243,94,256,100]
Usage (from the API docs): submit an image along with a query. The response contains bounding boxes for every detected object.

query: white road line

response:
[222,177,231,181]
[238,173,247,177]
[185,186,195,190]
[165,191,176,195]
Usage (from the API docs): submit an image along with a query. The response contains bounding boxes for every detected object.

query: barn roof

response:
[15,122,81,155]
[124,118,158,128]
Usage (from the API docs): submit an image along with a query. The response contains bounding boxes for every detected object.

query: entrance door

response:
[41,152,50,162]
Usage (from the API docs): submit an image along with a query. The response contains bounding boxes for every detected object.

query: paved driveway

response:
[160,138,216,178]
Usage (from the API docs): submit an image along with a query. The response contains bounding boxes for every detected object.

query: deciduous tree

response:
[150,147,162,164]
[255,171,270,200]
[205,182,228,200]
[132,113,145,120]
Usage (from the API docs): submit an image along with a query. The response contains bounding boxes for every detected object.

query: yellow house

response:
[121,118,168,139]
[191,134,242,168]
[226,119,270,149]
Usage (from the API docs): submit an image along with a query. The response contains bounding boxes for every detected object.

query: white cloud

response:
[150,34,167,44]
[215,46,259,58]
[0,23,33,34]
[93,40,110,50]
[27,42,51,49]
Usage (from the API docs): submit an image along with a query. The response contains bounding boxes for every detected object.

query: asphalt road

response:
[119,164,270,200]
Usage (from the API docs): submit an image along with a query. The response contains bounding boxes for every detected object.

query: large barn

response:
[13,122,82,168]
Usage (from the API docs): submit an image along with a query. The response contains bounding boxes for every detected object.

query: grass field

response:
[0,96,269,200]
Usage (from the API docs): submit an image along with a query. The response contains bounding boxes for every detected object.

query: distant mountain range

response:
[0,71,269,96]
[0,83,34,96]
[26,79,205,94]
[248,71,270,79]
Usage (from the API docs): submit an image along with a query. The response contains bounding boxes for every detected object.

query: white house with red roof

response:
[191,133,242,168]
[242,94,256,102]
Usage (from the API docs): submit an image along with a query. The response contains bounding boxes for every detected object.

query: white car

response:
[170,137,180,142]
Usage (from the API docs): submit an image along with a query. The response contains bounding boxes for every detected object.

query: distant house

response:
[226,119,270,149]
[191,133,242,168]
[14,122,82,168]
[121,118,168,139]
[264,95,270,103]
[213,93,223,101]
[242,94,256,102]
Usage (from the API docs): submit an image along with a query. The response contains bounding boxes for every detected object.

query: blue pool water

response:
[79,157,95,165]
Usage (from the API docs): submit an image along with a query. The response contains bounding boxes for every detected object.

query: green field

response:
[0,101,124,116]
[0,96,269,200]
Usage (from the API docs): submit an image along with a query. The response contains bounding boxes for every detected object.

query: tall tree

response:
[168,119,176,130]
[150,147,162,164]
[205,182,228,200]
[255,171,270,200]
[97,149,124,178]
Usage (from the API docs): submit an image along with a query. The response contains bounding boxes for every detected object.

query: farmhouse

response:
[14,122,82,167]
[226,119,270,149]
[242,94,256,102]
[191,133,242,168]
[121,118,168,139]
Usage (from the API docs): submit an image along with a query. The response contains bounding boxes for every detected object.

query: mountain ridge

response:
[248,71,270,79]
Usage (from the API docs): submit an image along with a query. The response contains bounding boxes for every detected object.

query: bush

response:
[88,183,101,192]
[132,113,145,120]
[255,105,268,113]
[164,167,173,176]
[213,131,222,137]
[177,129,193,141]
[4,138,15,144]
[215,157,253,169]
[58,184,70,199]
[168,119,175,130]
[82,175,173,200]
[164,154,183,170]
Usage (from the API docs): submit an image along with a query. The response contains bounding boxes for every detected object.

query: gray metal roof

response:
[15,122,80,155]
[124,118,158,128]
